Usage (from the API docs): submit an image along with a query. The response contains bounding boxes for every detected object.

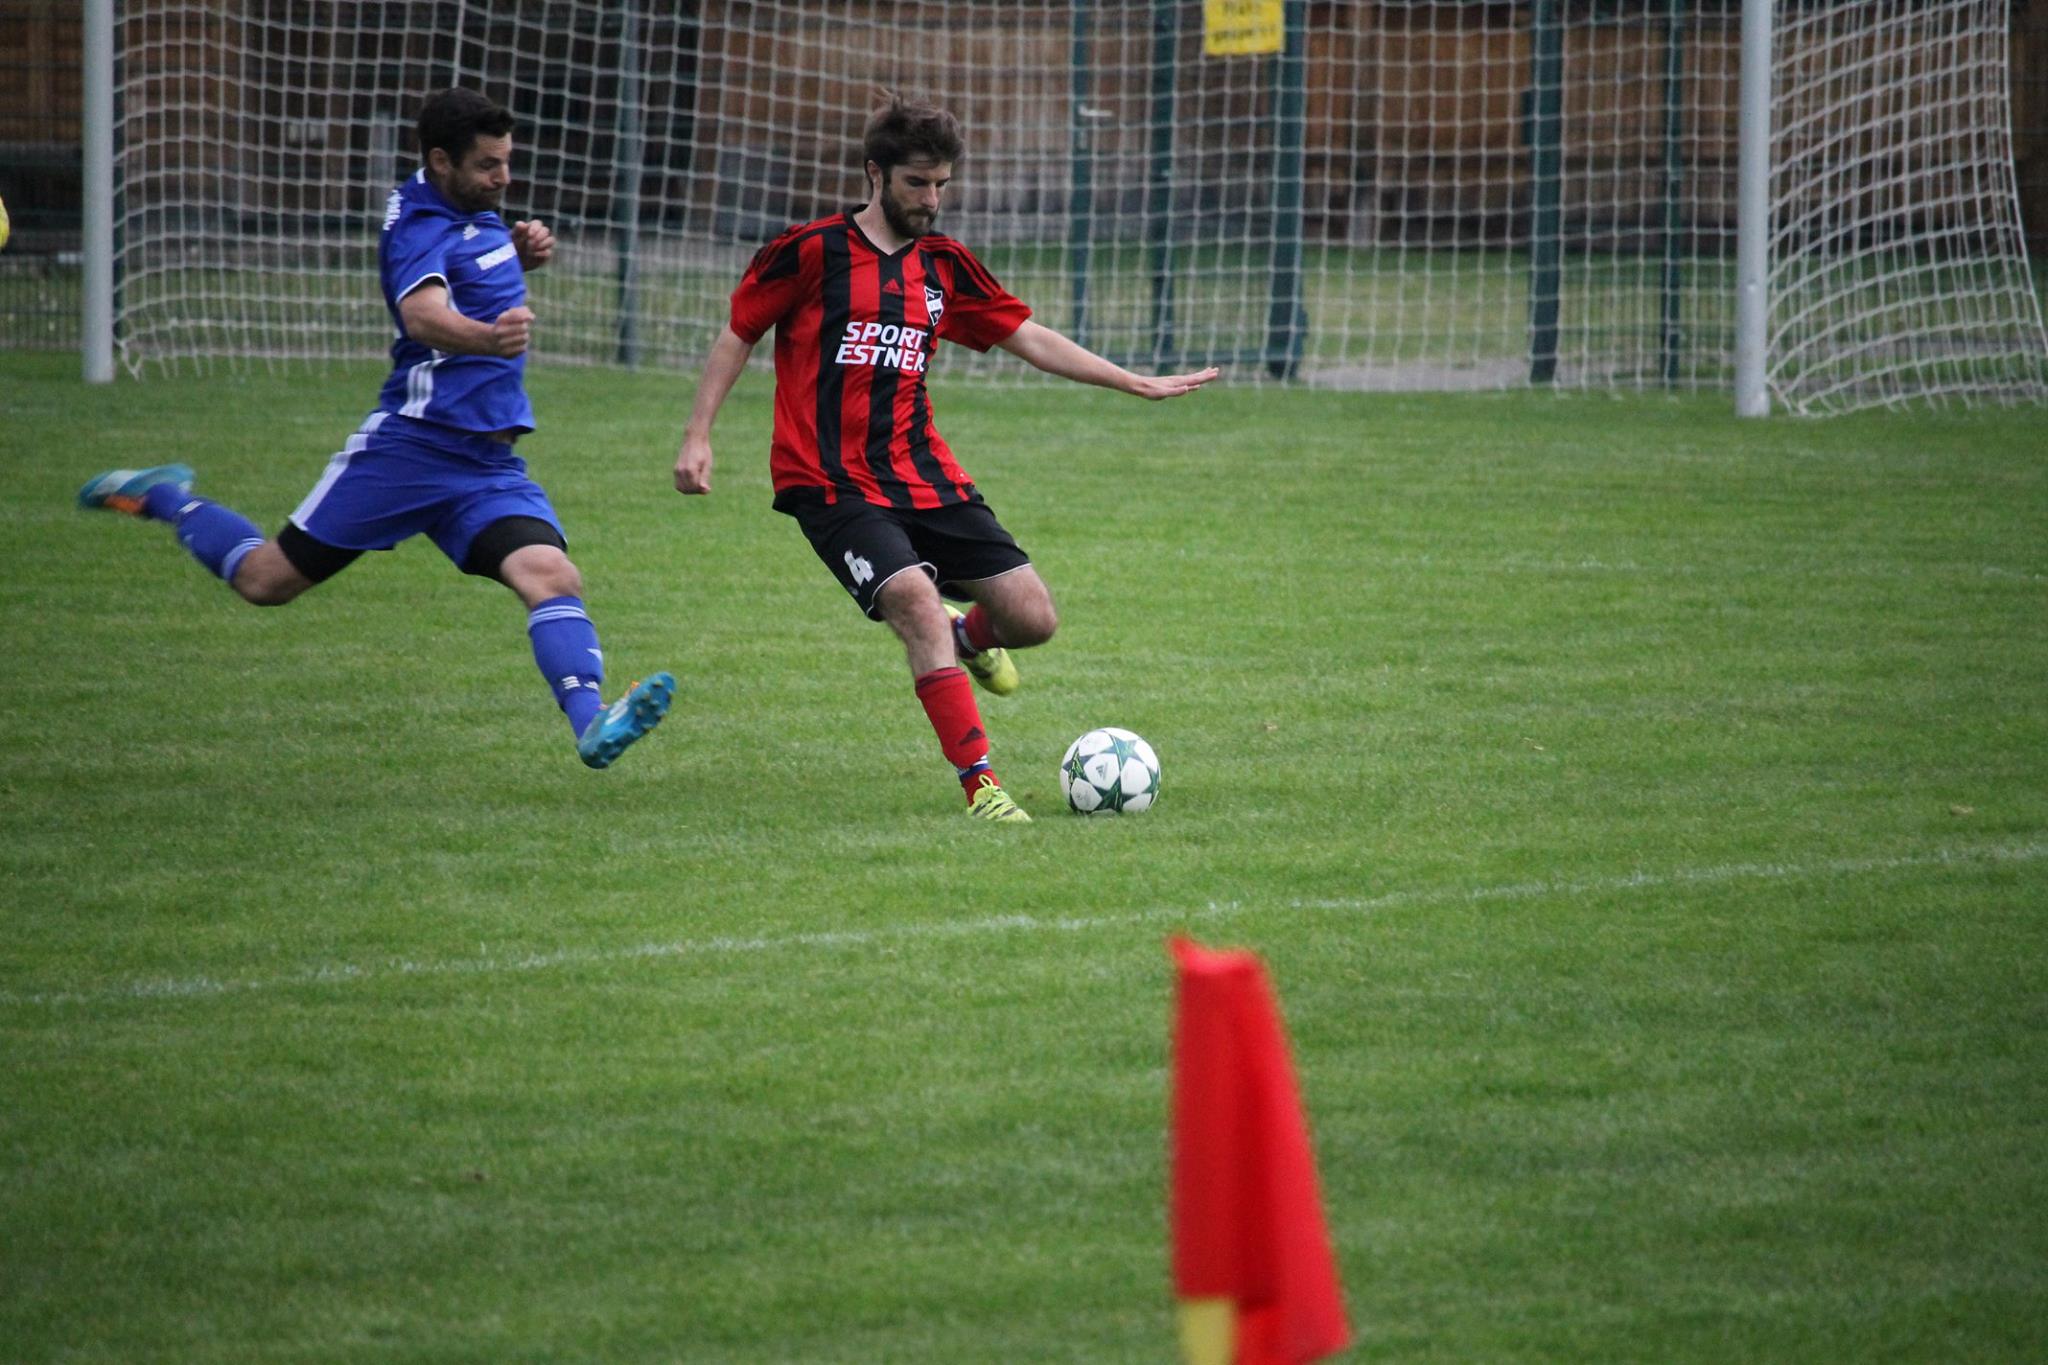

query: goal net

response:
[106,0,2046,411]
[1764,0,2048,413]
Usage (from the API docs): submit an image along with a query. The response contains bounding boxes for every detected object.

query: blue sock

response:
[527,596,606,737]
[141,485,265,584]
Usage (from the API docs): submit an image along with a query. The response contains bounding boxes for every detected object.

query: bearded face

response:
[872,157,950,240]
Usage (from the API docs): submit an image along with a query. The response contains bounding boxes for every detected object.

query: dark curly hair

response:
[861,93,964,181]
[416,88,516,164]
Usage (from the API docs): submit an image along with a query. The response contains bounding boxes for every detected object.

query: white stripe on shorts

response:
[289,410,389,531]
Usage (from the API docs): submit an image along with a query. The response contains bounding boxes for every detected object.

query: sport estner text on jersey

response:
[834,321,930,373]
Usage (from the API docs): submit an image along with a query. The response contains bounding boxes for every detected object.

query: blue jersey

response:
[375,169,535,435]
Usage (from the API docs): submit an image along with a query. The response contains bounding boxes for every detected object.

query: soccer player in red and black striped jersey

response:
[673,95,1216,823]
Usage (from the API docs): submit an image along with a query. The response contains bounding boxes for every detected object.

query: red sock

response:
[914,666,990,772]
[959,604,1002,654]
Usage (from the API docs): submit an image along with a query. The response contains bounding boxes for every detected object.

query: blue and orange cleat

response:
[577,671,675,769]
[78,464,195,516]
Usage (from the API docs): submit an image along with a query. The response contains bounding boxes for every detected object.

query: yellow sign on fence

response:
[1203,0,1284,56]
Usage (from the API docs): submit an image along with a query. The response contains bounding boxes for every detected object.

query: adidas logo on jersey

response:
[882,279,903,295]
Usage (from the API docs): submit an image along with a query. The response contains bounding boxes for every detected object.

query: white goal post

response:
[1741,0,2048,414]
[85,0,2048,415]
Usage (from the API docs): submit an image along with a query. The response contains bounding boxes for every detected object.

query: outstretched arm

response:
[995,320,1218,399]
[673,324,757,495]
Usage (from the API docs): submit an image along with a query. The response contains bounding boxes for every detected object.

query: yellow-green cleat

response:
[965,774,1031,823]
[945,602,1018,696]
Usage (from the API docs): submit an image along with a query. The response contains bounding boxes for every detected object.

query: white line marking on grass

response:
[1465,554,2048,585]
[5,840,2044,1010]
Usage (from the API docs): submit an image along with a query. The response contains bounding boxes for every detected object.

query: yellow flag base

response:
[1177,1297,1237,1365]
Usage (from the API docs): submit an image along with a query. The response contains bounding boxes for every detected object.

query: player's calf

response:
[984,597,1057,649]
[225,542,316,606]
[961,569,1058,650]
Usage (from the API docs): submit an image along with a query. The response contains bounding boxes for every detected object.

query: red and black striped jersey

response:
[729,210,1031,509]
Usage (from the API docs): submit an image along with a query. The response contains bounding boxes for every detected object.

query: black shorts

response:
[775,487,1032,619]
[275,513,564,585]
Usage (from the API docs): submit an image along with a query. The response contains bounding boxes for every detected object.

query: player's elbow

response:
[997,321,1046,363]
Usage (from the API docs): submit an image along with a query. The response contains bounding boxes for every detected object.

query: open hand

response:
[1129,366,1220,400]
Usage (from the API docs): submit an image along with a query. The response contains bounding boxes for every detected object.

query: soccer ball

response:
[1060,727,1160,815]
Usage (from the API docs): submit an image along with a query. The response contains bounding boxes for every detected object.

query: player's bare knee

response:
[1013,600,1058,647]
[520,564,582,604]
[540,556,584,599]
[230,549,310,606]
[498,543,581,604]
[877,575,952,659]
[241,580,301,607]
[990,590,1056,647]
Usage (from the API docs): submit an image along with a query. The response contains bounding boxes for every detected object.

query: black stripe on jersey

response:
[752,237,802,283]
[923,238,1000,301]
[905,364,959,505]
[898,253,960,504]
[747,224,804,279]
[816,226,853,494]
[901,248,954,505]
[864,254,916,509]
[749,215,841,280]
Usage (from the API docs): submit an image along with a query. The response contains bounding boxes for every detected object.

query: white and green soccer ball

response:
[1059,727,1160,815]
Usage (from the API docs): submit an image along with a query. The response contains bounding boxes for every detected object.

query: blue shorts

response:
[289,411,563,570]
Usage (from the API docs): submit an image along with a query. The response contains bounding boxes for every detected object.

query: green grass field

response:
[2,351,2045,1362]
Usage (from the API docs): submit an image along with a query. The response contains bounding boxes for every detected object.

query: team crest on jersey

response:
[924,285,945,325]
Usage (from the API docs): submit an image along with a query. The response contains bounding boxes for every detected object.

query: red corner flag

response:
[1169,936,1351,1365]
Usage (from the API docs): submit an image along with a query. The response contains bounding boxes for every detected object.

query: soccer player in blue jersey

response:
[78,88,673,769]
